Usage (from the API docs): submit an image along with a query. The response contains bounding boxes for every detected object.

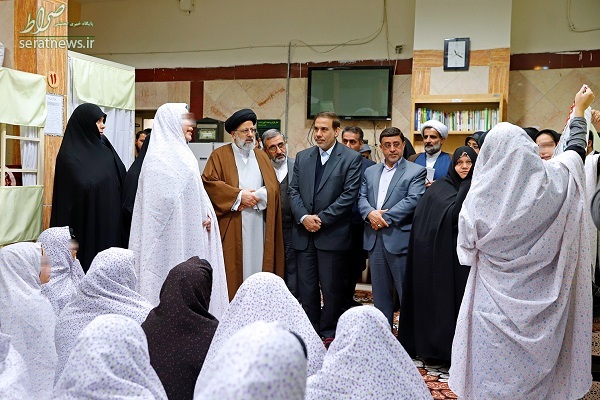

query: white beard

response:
[234,136,256,156]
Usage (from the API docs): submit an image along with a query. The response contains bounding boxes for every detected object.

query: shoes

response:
[322,337,334,349]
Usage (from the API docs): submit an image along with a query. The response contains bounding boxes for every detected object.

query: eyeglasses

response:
[381,142,403,149]
[267,142,286,152]
[235,127,258,135]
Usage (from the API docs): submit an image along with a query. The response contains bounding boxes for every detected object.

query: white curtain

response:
[19,126,38,186]
[68,56,135,169]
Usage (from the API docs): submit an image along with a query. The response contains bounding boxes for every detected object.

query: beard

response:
[271,155,286,167]
[234,136,256,155]
[424,142,441,155]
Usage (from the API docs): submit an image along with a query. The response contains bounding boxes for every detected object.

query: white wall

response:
[71,0,416,68]
[414,0,512,50]
[511,0,600,54]
[0,0,14,68]
[70,0,600,69]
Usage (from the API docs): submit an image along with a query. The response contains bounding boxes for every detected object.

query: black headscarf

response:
[398,146,477,362]
[122,132,151,246]
[50,103,126,272]
[534,128,560,144]
[142,257,218,400]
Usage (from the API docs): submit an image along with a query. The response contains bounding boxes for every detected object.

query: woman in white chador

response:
[53,314,168,400]
[194,321,307,400]
[54,248,152,381]
[38,226,85,316]
[195,272,325,393]
[0,242,56,400]
[129,103,228,317]
[0,332,33,400]
[450,86,595,399]
[305,306,430,400]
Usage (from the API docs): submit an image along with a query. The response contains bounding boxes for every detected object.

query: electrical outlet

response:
[395,45,404,54]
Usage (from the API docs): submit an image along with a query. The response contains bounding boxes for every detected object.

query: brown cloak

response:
[202,144,284,299]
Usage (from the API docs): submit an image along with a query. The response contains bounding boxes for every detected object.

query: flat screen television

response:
[307,66,393,120]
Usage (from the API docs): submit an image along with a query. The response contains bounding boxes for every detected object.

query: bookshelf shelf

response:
[410,93,504,154]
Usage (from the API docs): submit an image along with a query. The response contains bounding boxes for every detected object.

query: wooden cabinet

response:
[410,94,504,153]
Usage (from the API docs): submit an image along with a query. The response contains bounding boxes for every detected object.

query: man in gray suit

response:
[358,127,426,327]
[289,112,362,339]
[262,129,298,298]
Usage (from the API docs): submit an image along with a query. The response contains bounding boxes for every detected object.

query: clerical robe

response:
[202,144,285,299]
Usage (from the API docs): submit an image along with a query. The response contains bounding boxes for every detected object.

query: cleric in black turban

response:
[224,109,257,133]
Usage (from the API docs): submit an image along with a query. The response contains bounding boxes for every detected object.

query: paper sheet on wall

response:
[45,94,64,135]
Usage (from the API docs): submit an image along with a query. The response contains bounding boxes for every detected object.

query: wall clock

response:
[444,38,470,71]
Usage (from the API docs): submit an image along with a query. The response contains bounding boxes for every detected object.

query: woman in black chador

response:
[51,103,126,272]
[398,145,477,363]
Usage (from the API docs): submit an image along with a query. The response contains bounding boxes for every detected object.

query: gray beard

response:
[424,143,441,155]
[271,157,286,167]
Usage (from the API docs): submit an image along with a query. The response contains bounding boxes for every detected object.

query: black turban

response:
[225,109,257,133]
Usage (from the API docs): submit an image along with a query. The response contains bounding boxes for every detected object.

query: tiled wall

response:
[201,66,600,157]
[508,67,600,130]
[203,75,413,161]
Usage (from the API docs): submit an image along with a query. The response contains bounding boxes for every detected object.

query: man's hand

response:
[425,180,433,189]
[239,189,259,210]
[573,85,595,117]
[302,215,322,233]
[592,109,600,132]
[367,209,389,231]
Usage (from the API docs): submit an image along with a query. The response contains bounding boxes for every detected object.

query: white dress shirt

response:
[273,158,288,183]
[376,161,399,210]
[425,150,441,169]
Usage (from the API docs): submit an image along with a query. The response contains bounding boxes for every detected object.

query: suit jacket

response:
[351,157,376,225]
[289,142,362,251]
[411,151,451,181]
[280,157,295,230]
[358,158,426,255]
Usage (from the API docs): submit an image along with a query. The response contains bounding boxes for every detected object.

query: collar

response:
[383,160,400,171]
[425,150,441,160]
[319,141,336,156]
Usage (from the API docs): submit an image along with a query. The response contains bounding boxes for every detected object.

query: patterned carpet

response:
[353,289,458,399]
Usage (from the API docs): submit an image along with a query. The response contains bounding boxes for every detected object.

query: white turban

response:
[421,120,448,139]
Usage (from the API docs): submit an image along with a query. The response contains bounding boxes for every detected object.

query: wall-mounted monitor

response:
[307,66,393,120]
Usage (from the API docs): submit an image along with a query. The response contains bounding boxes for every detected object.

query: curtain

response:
[19,126,38,186]
[68,56,135,169]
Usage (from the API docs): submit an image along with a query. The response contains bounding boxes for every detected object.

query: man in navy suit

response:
[409,120,451,188]
[358,127,426,327]
[289,112,362,339]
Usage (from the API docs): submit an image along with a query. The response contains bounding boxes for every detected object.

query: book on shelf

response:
[414,107,499,132]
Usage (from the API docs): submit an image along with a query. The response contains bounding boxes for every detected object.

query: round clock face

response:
[447,41,466,68]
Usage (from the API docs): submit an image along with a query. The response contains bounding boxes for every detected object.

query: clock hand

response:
[454,50,463,58]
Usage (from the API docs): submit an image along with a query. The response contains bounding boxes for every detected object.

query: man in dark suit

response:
[358,127,426,327]
[262,129,298,298]
[341,126,375,308]
[289,112,362,340]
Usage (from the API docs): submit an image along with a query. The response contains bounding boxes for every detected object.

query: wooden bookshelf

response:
[410,93,504,154]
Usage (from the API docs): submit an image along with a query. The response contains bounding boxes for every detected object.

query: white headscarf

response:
[38,227,85,316]
[53,314,168,400]
[306,306,430,400]
[450,122,592,399]
[0,242,56,399]
[54,248,152,381]
[129,103,228,318]
[194,321,307,400]
[196,272,325,393]
[0,332,33,400]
